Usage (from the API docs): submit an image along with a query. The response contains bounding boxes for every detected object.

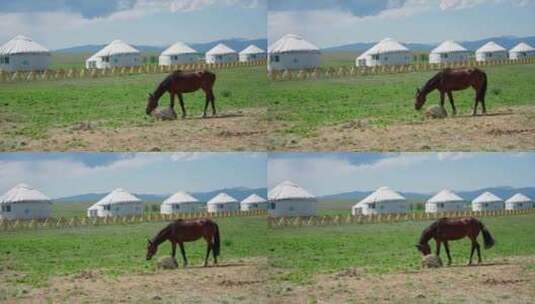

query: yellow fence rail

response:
[267,208,535,229]
[268,57,535,81]
[0,60,267,83]
[0,209,267,233]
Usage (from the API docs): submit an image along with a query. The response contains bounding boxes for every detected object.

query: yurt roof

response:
[0,35,50,55]
[268,34,320,54]
[241,194,267,204]
[206,43,237,56]
[92,188,141,207]
[162,191,199,205]
[427,189,465,204]
[161,42,198,56]
[207,192,238,205]
[510,42,535,52]
[358,38,409,59]
[431,40,468,54]
[476,41,506,53]
[268,180,315,201]
[240,44,265,55]
[472,191,503,204]
[356,186,406,207]
[0,183,51,204]
[506,193,533,204]
[92,40,140,58]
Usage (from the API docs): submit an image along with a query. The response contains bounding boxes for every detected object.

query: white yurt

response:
[429,40,470,64]
[0,35,51,72]
[87,188,143,218]
[268,180,318,217]
[425,189,467,213]
[0,183,52,220]
[356,38,411,67]
[206,192,240,213]
[472,191,504,211]
[239,45,266,62]
[205,43,238,64]
[160,191,203,214]
[505,193,533,210]
[475,41,508,62]
[509,42,535,60]
[240,194,268,211]
[352,186,409,215]
[159,42,200,65]
[268,34,321,71]
[85,40,141,69]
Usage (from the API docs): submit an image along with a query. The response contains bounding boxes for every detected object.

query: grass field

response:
[0,65,269,141]
[268,213,535,283]
[49,52,162,70]
[268,63,535,136]
[2,210,534,287]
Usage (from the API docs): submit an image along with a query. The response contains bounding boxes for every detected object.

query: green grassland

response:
[0,65,269,140]
[268,62,535,136]
[2,203,534,287]
[320,51,431,68]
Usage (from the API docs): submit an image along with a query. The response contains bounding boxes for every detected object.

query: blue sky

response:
[0,153,267,198]
[268,153,535,196]
[268,0,535,48]
[0,0,267,49]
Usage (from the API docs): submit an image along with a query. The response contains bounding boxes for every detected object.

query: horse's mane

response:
[151,222,173,245]
[421,71,443,94]
[418,219,441,244]
[152,73,176,100]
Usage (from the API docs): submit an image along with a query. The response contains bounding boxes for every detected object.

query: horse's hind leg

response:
[202,91,210,118]
[444,241,452,265]
[204,242,212,267]
[209,90,216,116]
[178,242,188,267]
[472,97,479,116]
[178,93,186,118]
[475,241,482,264]
[447,91,456,116]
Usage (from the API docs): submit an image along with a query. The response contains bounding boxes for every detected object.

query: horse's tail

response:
[212,221,221,257]
[478,70,487,101]
[479,220,495,249]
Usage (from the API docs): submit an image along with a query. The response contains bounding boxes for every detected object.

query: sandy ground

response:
[1,258,271,304]
[272,105,535,151]
[2,108,267,152]
[2,256,534,303]
[274,256,535,304]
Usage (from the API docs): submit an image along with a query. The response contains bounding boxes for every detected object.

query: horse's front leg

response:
[447,91,456,116]
[439,91,445,109]
[179,242,188,267]
[444,241,452,265]
[178,93,186,119]
[435,239,441,257]
[169,92,175,109]
[170,241,177,264]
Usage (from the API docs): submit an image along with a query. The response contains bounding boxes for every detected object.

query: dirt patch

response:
[2,258,270,304]
[272,106,535,151]
[4,108,267,152]
[274,256,535,303]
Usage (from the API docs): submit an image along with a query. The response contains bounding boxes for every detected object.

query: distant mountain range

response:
[54,38,268,54]
[323,35,535,52]
[55,187,267,203]
[320,186,535,202]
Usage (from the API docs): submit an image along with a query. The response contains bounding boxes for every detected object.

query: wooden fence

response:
[267,208,535,229]
[268,57,535,81]
[0,60,267,83]
[0,209,267,233]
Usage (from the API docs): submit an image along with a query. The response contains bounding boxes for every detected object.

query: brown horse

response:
[146,219,220,267]
[416,217,495,265]
[415,68,488,116]
[146,70,216,118]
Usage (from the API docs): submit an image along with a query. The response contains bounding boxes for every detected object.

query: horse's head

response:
[415,88,426,110]
[415,243,431,255]
[146,93,158,115]
[146,239,158,260]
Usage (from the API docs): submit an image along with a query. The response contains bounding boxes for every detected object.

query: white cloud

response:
[439,0,535,10]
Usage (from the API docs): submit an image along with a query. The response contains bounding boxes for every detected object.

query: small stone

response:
[425,105,448,119]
